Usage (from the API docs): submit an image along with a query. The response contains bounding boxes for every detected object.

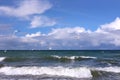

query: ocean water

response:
[0,50,120,80]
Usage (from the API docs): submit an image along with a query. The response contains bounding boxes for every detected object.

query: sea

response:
[0,50,120,80]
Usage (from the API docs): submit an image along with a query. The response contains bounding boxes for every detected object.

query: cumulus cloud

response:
[48,27,87,39]
[0,17,120,50]
[30,16,56,28]
[0,0,52,17]
[97,17,120,32]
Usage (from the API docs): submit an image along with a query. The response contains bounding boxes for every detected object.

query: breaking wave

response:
[0,57,6,62]
[2,55,97,63]
[0,66,92,78]
[94,66,120,73]
[0,65,120,78]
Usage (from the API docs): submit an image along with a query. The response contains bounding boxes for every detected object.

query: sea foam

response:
[0,66,92,78]
[0,57,6,62]
[94,66,120,73]
[80,56,97,59]
[51,55,96,60]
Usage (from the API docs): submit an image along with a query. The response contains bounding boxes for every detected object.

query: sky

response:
[0,0,120,50]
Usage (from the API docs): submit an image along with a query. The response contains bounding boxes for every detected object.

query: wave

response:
[97,59,118,66]
[51,55,97,60]
[3,57,27,62]
[0,65,120,78]
[94,66,120,73]
[2,55,97,63]
[0,57,6,62]
[0,66,92,78]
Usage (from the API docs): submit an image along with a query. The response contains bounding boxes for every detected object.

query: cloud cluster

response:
[0,18,120,50]
[0,0,56,28]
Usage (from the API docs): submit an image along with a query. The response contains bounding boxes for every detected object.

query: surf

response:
[0,66,92,78]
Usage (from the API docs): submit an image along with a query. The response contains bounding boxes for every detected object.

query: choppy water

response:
[0,50,120,80]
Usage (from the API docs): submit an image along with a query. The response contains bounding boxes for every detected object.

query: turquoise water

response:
[0,50,120,80]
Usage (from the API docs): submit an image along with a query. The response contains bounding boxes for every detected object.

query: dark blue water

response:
[0,50,120,80]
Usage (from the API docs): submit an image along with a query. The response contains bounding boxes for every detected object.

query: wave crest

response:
[51,55,96,60]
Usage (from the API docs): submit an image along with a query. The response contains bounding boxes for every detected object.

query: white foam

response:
[0,57,6,62]
[51,55,79,60]
[80,56,97,59]
[51,55,96,60]
[52,55,61,59]
[0,66,92,78]
[94,66,120,73]
[68,56,79,59]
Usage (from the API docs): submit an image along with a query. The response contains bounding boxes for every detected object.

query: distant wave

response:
[0,66,92,78]
[79,56,97,59]
[51,55,97,60]
[0,57,6,62]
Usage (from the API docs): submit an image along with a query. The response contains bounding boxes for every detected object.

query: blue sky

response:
[0,0,120,50]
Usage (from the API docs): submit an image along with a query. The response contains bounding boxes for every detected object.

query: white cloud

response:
[97,17,120,32]
[0,0,52,17]
[48,27,87,39]
[0,0,56,28]
[0,17,120,50]
[95,17,120,46]
[25,32,41,38]
[30,16,56,28]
